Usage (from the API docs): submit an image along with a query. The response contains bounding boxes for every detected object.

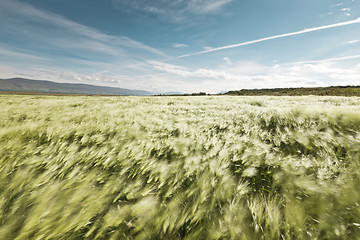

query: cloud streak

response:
[179,18,360,58]
[290,54,360,64]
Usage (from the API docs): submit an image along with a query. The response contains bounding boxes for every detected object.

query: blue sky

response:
[0,0,359,93]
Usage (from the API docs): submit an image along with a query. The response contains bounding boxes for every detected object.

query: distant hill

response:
[0,78,153,96]
[162,92,184,95]
[224,86,360,96]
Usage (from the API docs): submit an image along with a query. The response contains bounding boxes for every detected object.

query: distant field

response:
[0,95,359,239]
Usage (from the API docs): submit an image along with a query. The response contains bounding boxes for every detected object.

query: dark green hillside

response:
[225,86,360,96]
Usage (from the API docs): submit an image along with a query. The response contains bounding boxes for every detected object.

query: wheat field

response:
[0,95,359,239]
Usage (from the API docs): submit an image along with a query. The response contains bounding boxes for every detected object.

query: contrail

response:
[179,18,360,58]
[291,54,360,64]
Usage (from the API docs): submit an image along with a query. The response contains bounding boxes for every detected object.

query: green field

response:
[0,95,359,239]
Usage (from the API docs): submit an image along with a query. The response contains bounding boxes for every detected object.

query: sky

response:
[0,0,360,93]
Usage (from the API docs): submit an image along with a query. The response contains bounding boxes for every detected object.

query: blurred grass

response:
[0,95,359,239]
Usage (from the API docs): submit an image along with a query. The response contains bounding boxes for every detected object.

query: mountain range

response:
[0,78,153,96]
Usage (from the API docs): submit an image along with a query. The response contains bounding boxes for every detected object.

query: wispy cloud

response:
[111,0,233,22]
[330,3,344,7]
[0,46,47,61]
[179,18,360,58]
[187,0,233,14]
[290,54,360,64]
[148,60,238,80]
[347,40,359,44]
[0,0,165,56]
[223,57,232,65]
[203,46,213,50]
[173,43,189,48]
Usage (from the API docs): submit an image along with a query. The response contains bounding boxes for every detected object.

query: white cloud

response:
[329,3,344,7]
[179,17,360,58]
[223,57,232,65]
[173,43,189,48]
[147,56,360,93]
[148,60,241,80]
[347,40,359,44]
[2,55,359,94]
[148,60,192,77]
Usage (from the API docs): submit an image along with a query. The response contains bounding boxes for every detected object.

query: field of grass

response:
[0,95,359,239]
